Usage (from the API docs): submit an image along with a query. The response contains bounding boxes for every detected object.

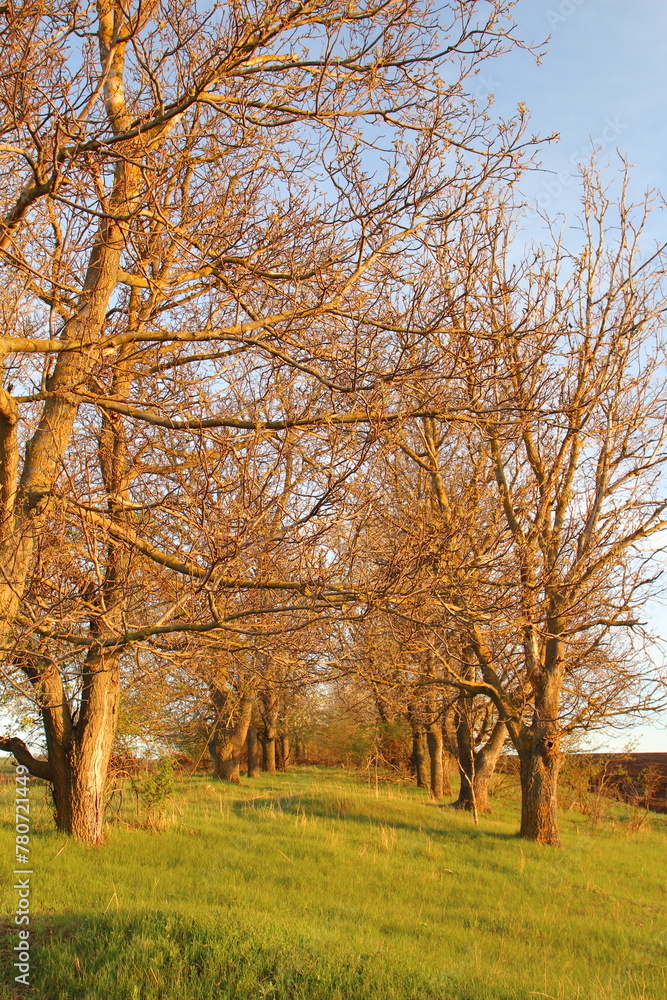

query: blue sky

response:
[493,0,667,205]
[491,0,667,751]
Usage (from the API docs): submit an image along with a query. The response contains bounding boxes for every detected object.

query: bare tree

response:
[388,176,667,844]
[0,0,536,841]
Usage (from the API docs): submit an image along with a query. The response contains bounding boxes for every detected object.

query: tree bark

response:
[259,689,278,774]
[2,651,123,843]
[427,721,448,799]
[60,652,120,841]
[247,723,261,778]
[261,730,277,773]
[0,738,51,781]
[512,659,564,846]
[454,718,507,813]
[410,723,429,789]
[406,704,429,789]
[209,689,254,783]
[279,731,290,771]
[517,733,562,845]
[453,702,475,809]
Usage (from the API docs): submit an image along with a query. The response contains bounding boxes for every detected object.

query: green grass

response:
[1,767,665,999]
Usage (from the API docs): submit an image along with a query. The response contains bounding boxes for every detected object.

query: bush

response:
[130,757,175,829]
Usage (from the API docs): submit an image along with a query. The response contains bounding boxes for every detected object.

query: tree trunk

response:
[22,356,132,845]
[411,725,429,789]
[427,722,447,799]
[279,732,290,770]
[261,731,277,773]
[475,720,507,813]
[259,689,278,774]
[517,736,562,846]
[406,705,429,790]
[453,703,475,810]
[247,723,261,778]
[61,652,120,841]
[6,651,124,844]
[512,664,564,846]
[209,689,254,784]
[209,740,238,782]
[454,718,507,814]
[442,740,453,795]
[55,747,110,842]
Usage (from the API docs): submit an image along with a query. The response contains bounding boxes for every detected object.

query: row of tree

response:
[0,0,665,847]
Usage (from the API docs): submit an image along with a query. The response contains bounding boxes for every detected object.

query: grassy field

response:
[0,766,665,1000]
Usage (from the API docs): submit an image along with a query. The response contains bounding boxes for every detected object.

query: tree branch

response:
[0,736,52,781]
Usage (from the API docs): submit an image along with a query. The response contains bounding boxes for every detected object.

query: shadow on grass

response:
[229,790,521,843]
[0,911,521,1000]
